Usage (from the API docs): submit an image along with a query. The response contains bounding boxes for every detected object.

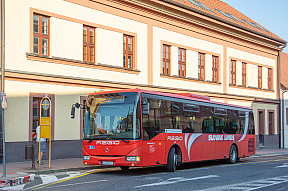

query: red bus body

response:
[82,89,255,168]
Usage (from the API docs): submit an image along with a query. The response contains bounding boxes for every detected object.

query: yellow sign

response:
[40,117,51,138]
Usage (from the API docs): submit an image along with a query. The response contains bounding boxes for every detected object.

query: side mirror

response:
[142,103,149,115]
[71,105,76,119]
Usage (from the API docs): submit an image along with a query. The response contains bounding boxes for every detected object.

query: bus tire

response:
[228,144,238,164]
[120,166,129,172]
[167,147,177,172]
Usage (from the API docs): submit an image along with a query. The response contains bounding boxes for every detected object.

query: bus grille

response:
[248,138,254,153]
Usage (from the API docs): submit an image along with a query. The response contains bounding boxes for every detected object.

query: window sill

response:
[160,74,222,85]
[26,53,141,74]
[229,84,274,92]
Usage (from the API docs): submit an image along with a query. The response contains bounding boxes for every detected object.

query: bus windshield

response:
[84,92,141,140]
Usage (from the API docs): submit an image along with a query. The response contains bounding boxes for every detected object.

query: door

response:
[258,110,265,146]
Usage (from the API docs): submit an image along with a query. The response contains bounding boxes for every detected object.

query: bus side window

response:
[142,98,165,140]
[214,117,225,133]
[200,106,214,133]
[248,111,255,134]
[224,109,240,134]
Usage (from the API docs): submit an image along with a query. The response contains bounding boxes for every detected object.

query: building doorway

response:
[258,110,265,147]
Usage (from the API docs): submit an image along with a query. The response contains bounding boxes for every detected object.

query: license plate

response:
[101,161,114,165]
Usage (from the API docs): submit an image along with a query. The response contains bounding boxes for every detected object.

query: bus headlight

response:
[83,155,90,160]
[126,156,140,162]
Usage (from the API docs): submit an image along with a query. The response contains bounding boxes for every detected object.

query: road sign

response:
[1,92,7,109]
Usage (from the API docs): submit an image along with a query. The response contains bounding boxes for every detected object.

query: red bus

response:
[71,89,255,172]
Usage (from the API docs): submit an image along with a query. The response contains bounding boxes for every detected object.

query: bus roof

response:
[88,89,253,110]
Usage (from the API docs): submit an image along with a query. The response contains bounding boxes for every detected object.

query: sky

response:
[221,0,288,53]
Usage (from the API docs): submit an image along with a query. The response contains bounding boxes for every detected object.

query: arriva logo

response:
[167,136,183,141]
[96,141,120,145]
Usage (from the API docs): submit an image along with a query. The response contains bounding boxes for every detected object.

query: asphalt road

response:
[18,154,288,190]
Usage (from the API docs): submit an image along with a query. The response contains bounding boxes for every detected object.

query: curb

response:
[27,165,111,175]
[27,166,98,175]
[253,152,288,156]
[0,174,35,188]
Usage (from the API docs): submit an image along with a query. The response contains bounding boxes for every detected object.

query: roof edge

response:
[162,0,286,45]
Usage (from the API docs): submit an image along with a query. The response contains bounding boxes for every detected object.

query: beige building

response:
[0,0,286,162]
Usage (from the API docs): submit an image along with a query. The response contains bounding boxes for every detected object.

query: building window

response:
[163,45,170,75]
[33,14,49,56]
[231,60,236,85]
[32,98,41,138]
[268,68,272,90]
[258,66,262,89]
[198,53,205,80]
[242,63,247,87]
[83,26,95,63]
[178,48,186,77]
[123,35,134,69]
[212,56,218,82]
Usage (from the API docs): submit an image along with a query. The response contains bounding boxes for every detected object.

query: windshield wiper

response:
[87,135,96,143]
[112,137,130,143]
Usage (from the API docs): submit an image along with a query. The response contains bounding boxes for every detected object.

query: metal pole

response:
[1,0,5,178]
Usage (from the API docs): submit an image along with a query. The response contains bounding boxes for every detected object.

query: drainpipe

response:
[1,0,5,177]
[282,89,287,148]
[278,41,287,149]
[278,51,282,149]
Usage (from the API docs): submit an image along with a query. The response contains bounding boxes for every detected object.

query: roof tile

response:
[164,0,284,41]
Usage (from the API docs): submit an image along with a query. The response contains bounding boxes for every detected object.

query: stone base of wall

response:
[256,135,280,149]
[3,140,83,162]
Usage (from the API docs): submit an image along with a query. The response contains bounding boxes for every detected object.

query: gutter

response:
[278,41,287,149]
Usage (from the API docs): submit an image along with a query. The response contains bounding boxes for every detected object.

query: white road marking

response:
[134,175,219,188]
[198,175,288,191]
[276,163,288,168]
[25,169,100,190]
[67,171,81,177]
[40,180,108,190]
[40,175,58,184]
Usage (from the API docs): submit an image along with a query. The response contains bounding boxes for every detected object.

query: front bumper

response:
[83,155,142,167]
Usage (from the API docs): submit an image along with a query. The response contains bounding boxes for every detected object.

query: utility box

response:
[25,145,34,160]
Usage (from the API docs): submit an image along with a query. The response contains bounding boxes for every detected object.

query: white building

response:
[0,0,286,162]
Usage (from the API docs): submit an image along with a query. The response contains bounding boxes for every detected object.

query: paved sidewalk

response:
[0,148,288,188]
[0,158,98,188]
[0,158,96,175]
[254,148,288,156]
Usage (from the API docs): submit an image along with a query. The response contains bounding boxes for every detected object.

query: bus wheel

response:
[228,145,238,164]
[121,166,129,172]
[167,147,177,172]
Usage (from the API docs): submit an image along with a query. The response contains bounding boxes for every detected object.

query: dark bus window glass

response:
[213,116,225,134]
[182,103,201,133]
[200,106,214,133]
[224,109,240,134]
[248,111,255,134]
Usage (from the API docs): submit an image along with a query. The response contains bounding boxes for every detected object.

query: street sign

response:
[1,92,7,109]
